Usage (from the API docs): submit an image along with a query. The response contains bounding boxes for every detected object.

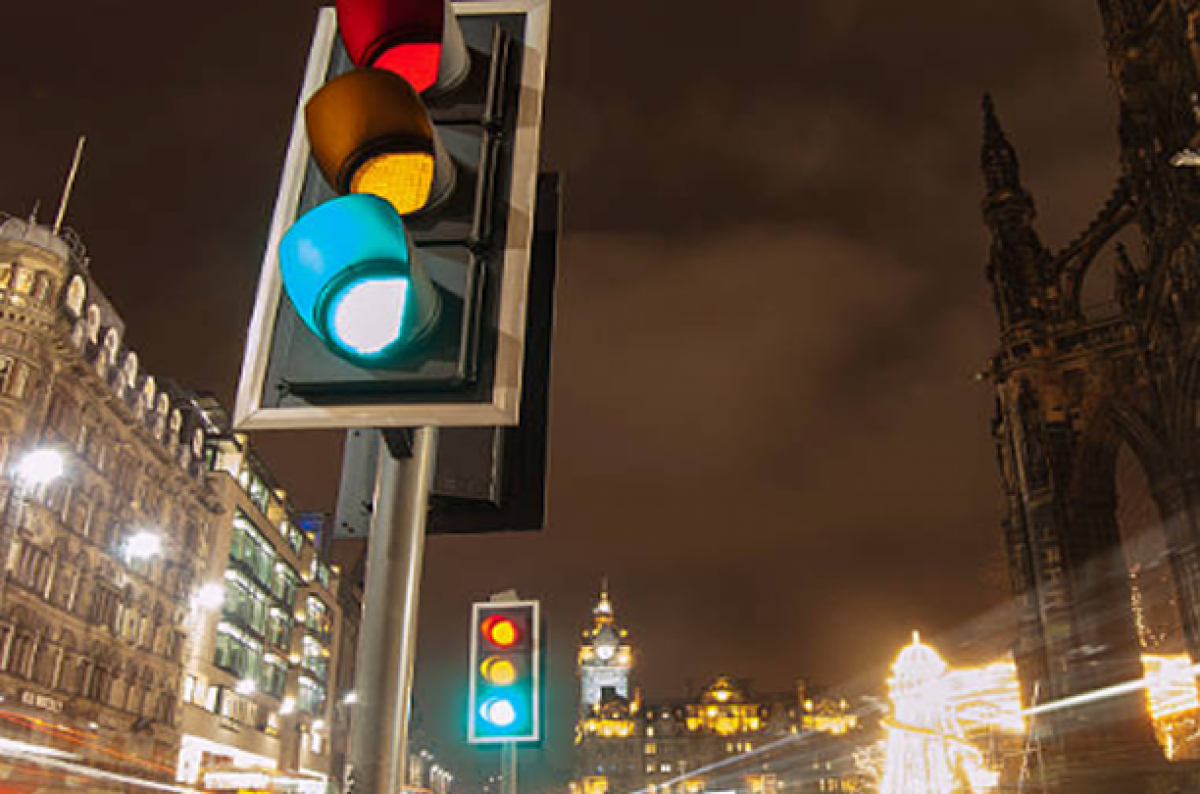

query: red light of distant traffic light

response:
[482,615,519,647]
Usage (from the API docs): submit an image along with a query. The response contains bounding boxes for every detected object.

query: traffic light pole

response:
[503,742,518,794]
[348,427,439,794]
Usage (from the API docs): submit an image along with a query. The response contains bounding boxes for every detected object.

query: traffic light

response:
[469,600,541,743]
[234,0,551,430]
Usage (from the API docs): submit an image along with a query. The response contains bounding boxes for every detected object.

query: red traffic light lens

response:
[374,43,442,94]
[337,0,444,90]
[482,616,519,648]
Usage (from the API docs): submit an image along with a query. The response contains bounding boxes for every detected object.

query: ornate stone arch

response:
[1071,398,1170,502]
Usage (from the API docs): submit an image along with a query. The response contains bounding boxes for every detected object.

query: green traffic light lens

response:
[480,697,518,728]
[280,195,442,367]
[328,276,410,356]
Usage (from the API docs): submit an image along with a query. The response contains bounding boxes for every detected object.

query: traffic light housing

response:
[469,600,541,744]
[235,0,551,430]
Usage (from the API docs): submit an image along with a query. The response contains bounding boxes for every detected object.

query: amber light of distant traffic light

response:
[481,657,518,686]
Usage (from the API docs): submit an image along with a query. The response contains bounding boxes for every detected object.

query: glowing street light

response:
[15,449,65,487]
[124,531,163,561]
[192,584,226,610]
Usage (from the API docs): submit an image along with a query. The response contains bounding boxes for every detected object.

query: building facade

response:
[573,587,859,794]
[0,213,362,793]
[175,401,347,794]
[980,2,1200,790]
[0,214,222,780]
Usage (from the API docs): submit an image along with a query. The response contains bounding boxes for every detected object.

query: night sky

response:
[0,1,1127,788]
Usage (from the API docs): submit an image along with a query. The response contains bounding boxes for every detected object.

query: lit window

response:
[645,743,657,755]
[646,726,655,737]
[182,675,196,704]
[660,763,671,773]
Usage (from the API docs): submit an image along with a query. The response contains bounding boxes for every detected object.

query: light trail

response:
[0,737,211,793]
[1021,662,1200,718]
[0,705,176,775]
[618,732,808,794]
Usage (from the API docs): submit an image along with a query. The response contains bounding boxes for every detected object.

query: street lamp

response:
[192,583,226,611]
[15,449,65,487]
[124,531,163,562]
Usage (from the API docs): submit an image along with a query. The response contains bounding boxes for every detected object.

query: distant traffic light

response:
[469,600,541,743]
[235,0,551,430]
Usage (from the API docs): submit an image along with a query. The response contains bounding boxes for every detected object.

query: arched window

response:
[32,273,53,306]
[84,305,100,344]
[64,275,86,318]
[8,634,34,678]
[32,635,58,687]
[122,352,139,391]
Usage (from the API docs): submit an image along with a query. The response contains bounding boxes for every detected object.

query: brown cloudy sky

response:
[0,0,1129,787]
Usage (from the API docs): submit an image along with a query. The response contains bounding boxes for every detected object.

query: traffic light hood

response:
[306,68,439,216]
[336,0,470,94]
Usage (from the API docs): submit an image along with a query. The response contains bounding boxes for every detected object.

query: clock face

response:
[596,643,616,661]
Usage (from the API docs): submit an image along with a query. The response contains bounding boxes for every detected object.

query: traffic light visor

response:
[336,0,469,94]
[305,69,437,215]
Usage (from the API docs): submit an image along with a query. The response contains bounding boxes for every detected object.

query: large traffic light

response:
[469,601,541,744]
[234,0,550,430]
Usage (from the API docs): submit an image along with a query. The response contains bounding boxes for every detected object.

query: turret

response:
[981,95,1054,329]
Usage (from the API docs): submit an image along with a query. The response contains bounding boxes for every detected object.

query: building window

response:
[15,542,51,594]
[301,634,329,682]
[298,675,326,715]
[229,512,275,588]
[272,561,300,609]
[306,595,332,643]
[214,622,263,681]
[183,675,197,704]
[645,743,657,755]
[262,655,288,699]
[223,572,269,636]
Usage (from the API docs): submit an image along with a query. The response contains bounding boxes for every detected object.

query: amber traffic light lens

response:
[350,152,436,215]
[481,657,518,686]
[482,616,519,647]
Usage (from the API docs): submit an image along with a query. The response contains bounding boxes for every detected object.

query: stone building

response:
[979,1,1200,790]
[0,212,361,792]
[572,587,859,794]
[0,213,222,779]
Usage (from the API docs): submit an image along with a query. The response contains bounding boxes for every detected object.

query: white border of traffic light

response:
[233,0,551,430]
[468,599,541,745]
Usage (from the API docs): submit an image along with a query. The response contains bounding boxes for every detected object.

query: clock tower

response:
[578,581,632,713]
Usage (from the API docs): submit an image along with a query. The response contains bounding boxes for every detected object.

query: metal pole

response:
[502,742,517,794]
[348,427,439,794]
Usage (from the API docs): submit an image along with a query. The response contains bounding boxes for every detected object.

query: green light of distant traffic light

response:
[480,697,518,728]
